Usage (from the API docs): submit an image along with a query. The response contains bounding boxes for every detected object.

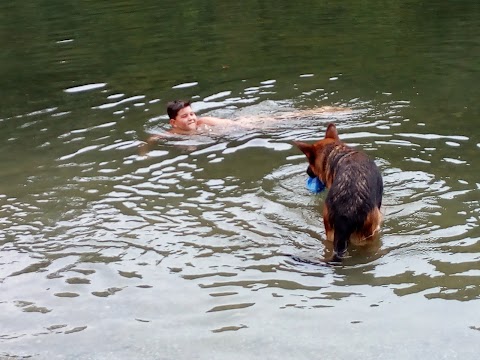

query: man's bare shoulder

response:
[197,116,236,127]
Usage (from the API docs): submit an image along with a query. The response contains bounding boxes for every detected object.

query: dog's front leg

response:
[322,205,334,242]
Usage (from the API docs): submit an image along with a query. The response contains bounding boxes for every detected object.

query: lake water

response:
[1,1,480,359]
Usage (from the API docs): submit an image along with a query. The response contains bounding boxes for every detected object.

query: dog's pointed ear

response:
[294,141,315,162]
[325,123,339,140]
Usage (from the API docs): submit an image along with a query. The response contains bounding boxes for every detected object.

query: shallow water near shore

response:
[1,1,480,359]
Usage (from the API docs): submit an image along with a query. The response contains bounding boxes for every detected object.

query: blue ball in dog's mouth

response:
[306,176,326,193]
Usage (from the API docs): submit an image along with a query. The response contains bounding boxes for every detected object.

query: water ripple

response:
[1,85,480,356]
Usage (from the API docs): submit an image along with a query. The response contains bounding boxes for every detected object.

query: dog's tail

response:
[331,216,354,262]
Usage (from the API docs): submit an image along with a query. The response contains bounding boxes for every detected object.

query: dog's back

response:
[325,144,383,253]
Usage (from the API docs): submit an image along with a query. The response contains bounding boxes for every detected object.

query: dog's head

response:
[294,123,340,184]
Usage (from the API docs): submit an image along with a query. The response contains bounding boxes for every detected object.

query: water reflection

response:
[3,91,478,304]
[2,94,479,359]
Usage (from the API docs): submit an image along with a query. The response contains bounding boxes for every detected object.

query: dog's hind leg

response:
[361,207,383,241]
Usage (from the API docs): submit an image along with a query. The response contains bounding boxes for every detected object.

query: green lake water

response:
[1,1,479,359]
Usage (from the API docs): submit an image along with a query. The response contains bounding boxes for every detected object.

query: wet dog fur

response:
[295,123,383,263]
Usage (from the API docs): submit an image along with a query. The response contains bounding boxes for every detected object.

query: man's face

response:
[170,106,197,131]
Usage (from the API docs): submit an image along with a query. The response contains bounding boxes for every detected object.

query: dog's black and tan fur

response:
[295,123,383,263]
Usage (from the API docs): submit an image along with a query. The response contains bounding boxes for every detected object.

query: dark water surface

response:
[1,1,480,359]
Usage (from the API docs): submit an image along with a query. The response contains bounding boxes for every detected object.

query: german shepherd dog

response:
[295,123,383,263]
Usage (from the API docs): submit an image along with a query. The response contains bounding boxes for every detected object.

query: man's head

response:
[167,100,198,132]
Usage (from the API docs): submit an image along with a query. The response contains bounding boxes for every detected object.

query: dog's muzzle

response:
[306,166,315,178]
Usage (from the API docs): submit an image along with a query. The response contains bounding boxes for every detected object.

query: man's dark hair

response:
[167,100,191,119]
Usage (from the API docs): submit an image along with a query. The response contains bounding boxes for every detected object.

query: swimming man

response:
[145,99,351,146]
